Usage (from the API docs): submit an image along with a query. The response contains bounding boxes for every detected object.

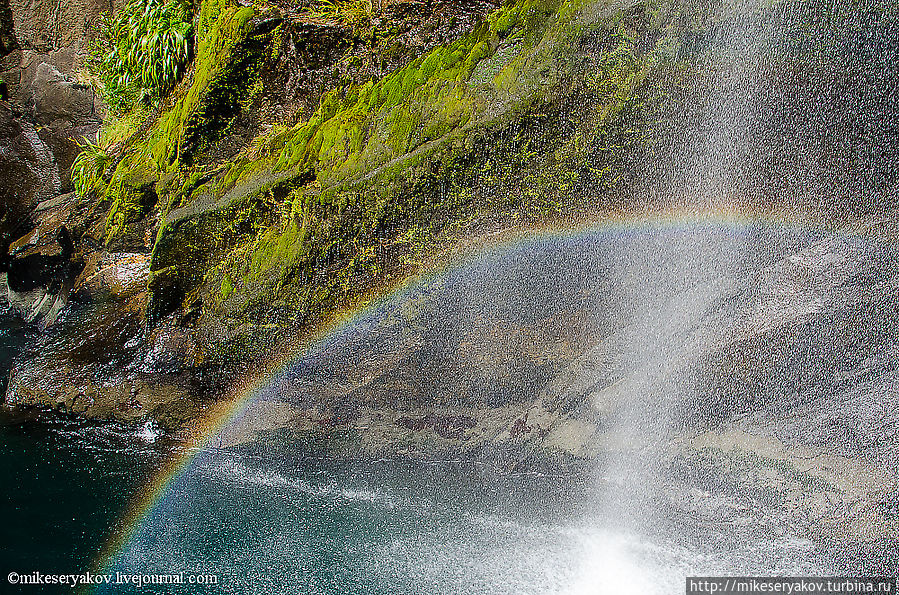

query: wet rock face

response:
[24,61,99,188]
[3,249,213,429]
[1,0,896,452]
[204,218,899,550]
[0,103,60,249]
[25,62,95,125]
[0,191,210,426]
[1,192,86,325]
[0,0,100,250]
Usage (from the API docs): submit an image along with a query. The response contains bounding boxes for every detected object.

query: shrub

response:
[71,134,113,198]
[90,0,193,110]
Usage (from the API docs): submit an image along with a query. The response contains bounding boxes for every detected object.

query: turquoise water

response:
[0,416,174,594]
[100,449,857,595]
[100,224,861,594]
[1,314,173,594]
[0,312,27,397]
[3,224,897,595]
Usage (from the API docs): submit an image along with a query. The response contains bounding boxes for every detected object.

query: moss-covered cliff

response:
[4,0,898,430]
[82,0,684,361]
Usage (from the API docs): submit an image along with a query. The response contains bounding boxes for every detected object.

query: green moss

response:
[137,0,698,356]
[99,105,153,146]
[150,2,256,167]
[220,273,234,298]
[208,0,558,203]
[78,0,266,245]
[103,187,145,243]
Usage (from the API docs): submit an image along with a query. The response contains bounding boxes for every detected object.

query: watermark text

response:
[687,577,897,594]
[8,571,219,589]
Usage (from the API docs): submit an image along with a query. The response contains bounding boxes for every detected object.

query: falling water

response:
[91,0,899,592]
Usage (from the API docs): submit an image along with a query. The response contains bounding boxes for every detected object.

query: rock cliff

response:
[1,0,897,442]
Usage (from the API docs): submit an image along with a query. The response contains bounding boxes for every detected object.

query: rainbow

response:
[92,204,832,574]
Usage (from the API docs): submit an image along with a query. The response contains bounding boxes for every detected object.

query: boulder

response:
[26,61,94,124]
[1,192,87,327]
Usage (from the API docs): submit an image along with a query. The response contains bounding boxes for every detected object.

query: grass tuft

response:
[88,0,194,111]
[71,134,113,198]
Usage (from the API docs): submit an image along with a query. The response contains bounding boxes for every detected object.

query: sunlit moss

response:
[150,2,256,167]
[72,0,698,360]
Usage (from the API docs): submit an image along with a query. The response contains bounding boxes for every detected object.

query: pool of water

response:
[0,413,174,594]
[0,311,28,396]
[3,221,897,594]
[98,222,894,593]
[101,448,858,595]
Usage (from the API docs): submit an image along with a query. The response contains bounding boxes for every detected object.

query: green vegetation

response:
[71,134,113,198]
[305,0,376,26]
[103,187,147,243]
[214,0,561,207]
[148,0,256,168]
[75,0,260,246]
[200,0,664,292]
[73,0,699,363]
[89,0,193,110]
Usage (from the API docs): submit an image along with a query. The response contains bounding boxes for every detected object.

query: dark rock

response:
[26,61,96,127]
[396,414,478,439]
[141,321,204,375]
[0,101,59,249]
[24,61,100,190]
[1,226,78,326]
[147,266,187,326]
[1,192,91,326]
[0,0,16,59]
[4,226,72,291]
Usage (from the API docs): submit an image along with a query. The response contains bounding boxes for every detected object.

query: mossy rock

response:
[149,0,678,344]
[77,0,715,366]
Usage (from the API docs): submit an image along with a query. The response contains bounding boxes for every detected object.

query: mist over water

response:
[103,218,894,594]
[87,0,899,591]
